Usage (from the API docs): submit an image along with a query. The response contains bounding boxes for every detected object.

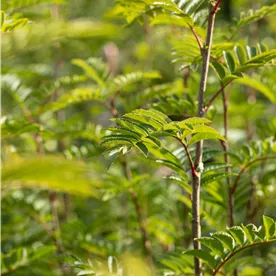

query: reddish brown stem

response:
[188,24,203,52]
[203,81,233,113]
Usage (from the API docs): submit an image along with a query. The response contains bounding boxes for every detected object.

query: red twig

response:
[188,24,203,53]
[175,137,198,177]
[203,81,233,113]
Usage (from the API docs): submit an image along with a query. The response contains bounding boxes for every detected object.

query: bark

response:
[192,2,222,275]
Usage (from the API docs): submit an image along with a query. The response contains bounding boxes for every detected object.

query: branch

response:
[188,24,203,52]
[175,137,198,177]
[203,81,233,113]
[231,156,276,194]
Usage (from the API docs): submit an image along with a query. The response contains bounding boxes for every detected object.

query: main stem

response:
[192,2,221,275]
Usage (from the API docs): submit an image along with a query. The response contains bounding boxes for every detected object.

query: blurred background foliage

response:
[1,0,276,275]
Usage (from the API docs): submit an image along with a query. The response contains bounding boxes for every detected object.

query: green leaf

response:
[184,249,216,269]
[2,156,100,197]
[1,10,4,27]
[241,224,257,244]
[201,172,236,185]
[181,117,212,125]
[222,74,241,84]
[72,59,106,87]
[246,46,257,59]
[263,216,276,240]
[228,226,246,246]
[114,118,149,136]
[45,87,101,112]
[123,113,163,131]
[234,76,276,103]
[111,71,161,93]
[142,135,162,148]
[132,109,168,126]
[164,175,191,194]
[234,45,247,65]
[150,13,193,27]
[188,132,226,146]
[203,162,231,173]
[135,142,148,157]
[196,237,224,256]
[101,134,138,145]
[211,61,226,80]
[245,49,276,64]
[1,246,56,275]
[211,232,235,251]
[1,121,41,139]
[235,63,265,73]
[223,51,236,73]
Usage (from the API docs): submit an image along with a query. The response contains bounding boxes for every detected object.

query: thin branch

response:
[188,24,203,52]
[203,81,233,113]
[231,156,276,194]
[175,137,198,177]
[213,239,276,275]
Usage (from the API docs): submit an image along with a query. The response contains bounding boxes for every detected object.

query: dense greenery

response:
[1,0,276,275]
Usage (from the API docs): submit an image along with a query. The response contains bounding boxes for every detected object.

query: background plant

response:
[1,0,276,275]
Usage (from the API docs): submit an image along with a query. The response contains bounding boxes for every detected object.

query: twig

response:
[175,137,198,177]
[203,81,233,113]
[188,24,203,53]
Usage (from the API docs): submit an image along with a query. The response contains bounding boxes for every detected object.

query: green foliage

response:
[2,156,101,197]
[183,216,276,275]
[1,0,276,275]
[1,246,55,275]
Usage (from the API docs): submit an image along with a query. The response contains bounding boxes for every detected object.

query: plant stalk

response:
[192,2,221,275]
